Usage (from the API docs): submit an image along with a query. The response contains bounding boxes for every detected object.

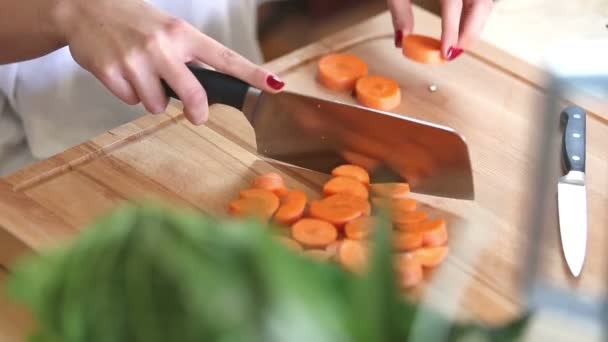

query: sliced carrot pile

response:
[402,246,449,268]
[251,172,288,197]
[371,197,417,212]
[303,249,332,262]
[274,236,303,252]
[291,218,338,248]
[396,258,424,289]
[393,210,428,227]
[341,150,382,172]
[317,53,369,92]
[274,190,308,225]
[402,34,447,65]
[355,75,401,111]
[323,176,369,199]
[344,216,376,240]
[393,231,423,251]
[331,164,370,185]
[400,218,448,247]
[370,183,410,199]
[310,193,371,227]
[338,239,368,273]
[229,189,280,220]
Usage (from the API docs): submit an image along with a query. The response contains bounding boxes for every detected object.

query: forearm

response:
[0,0,67,64]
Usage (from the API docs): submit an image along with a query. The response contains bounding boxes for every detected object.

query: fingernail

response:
[266,75,285,90]
[394,30,403,48]
[446,47,464,61]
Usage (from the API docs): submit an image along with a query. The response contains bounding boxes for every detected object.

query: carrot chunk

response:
[403,246,449,268]
[338,239,368,273]
[331,164,370,185]
[402,34,447,65]
[369,183,410,199]
[393,210,428,227]
[318,53,369,91]
[344,216,377,240]
[355,75,401,111]
[291,218,338,248]
[229,189,280,220]
[309,193,371,227]
[323,176,369,199]
[393,231,424,251]
[251,172,288,197]
[274,190,308,225]
[398,218,448,247]
[371,197,417,212]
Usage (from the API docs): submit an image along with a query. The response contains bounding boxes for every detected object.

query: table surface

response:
[1,4,607,340]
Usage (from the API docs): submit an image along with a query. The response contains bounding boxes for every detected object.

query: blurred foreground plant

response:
[6,202,530,342]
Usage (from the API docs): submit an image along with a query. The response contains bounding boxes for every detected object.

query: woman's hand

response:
[52,0,284,124]
[388,0,493,60]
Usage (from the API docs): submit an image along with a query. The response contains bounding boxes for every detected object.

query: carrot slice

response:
[274,190,308,225]
[274,236,303,252]
[396,258,424,289]
[393,210,428,227]
[371,197,417,212]
[393,231,424,251]
[369,183,410,198]
[303,249,332,262]
[251,173,288,197]
[323,176,369,199]
[331,164,370,185]
[402,34,447,65]
[398,218,448,247]
[341,150,382,172]
[403,246,449,268]
[309,193,371,227]
[318,53,369,91]
[291,218,338,248]
[325,240,342,259]
[229,189,280,220]
[344,216,377,240]
[355,75,401,111]
[338,239,368,273]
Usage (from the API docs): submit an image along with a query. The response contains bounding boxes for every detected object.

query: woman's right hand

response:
[52,0,285,124]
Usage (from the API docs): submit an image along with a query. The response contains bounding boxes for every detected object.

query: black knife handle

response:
[161,64,250,109]
[560,105,586,173]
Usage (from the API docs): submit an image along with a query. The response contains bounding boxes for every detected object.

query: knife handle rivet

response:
[572,133,581,138]
[573,114,581,119]
[572,156,581,161]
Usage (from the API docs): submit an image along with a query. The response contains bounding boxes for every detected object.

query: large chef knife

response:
[558,105,588,277]
[162,65,474,199]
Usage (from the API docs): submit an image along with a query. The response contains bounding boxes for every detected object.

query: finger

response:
[387,0,414,47]
[157,58,209,124]
[192,34,285,94]
[124,57,170,115]
[457,0,493,50]
[96,66,140,106]
[440,0,464,60]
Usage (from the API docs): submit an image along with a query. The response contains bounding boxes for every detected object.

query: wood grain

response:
[0,6,606,331]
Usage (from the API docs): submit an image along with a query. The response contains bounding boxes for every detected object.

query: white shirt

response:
[0,0,269,176]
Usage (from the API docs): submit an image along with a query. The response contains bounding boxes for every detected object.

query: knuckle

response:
[215,48,239,71]
[163,17,189,38]
[181,85,206,107]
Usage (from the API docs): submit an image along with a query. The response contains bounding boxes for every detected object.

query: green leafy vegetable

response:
[6,201,530,342]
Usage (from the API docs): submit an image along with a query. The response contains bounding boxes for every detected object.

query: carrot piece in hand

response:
[291,218,338,248]
[344,216,376,240]
[310,193,371,227]
[229,189,280,220]
[393,231,424,251]
[393,210,428,227]
[338,239,368,273]
[341,150,382,172]
[274,190,308,225]
[399,218,448,247]
[332,164,370,185]
[396,258,424,288]
[402,34,447,65]
[404,246,449,268]
[369,183,410,199]
[355,75,401,111]
[318,53,369,91]
[251,173,288,197]
[323,176,369,199]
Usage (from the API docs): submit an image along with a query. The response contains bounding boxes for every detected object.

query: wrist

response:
[43,0,78,46]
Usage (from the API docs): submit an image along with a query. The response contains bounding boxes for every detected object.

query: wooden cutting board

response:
[1,6,607,327]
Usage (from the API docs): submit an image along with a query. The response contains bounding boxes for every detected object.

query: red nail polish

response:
[266,75,285,90]
[446,47,464,60]
[394,30,403,48]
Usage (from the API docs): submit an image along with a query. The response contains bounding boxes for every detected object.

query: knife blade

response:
[558,105,588,277]
[162,65,475,199]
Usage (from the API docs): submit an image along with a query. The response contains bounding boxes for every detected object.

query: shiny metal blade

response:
[244,90,474,199]
[557,171,588,277]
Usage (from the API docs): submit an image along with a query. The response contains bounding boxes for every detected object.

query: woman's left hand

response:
[388,0,494,60]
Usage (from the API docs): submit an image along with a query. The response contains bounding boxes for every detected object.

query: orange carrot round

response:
[331,164,370,185]
[318,53,369,91]
[371,197,417,212]
[344,216,376,240]
[393,231,424,251]
[274,236,303,252]
[274,190,308,225]
[229,189,280,220]
[396,258,424,288]
[251,172,288,197]
[355,75,401,111]
[309,193,371,227]
[398,218,448,247]
[403,246,449,268]
[402,34,447,65]
[369,183,410,199]
[393,210,428,227]
[323,176,369,199]
[291,218,338,248]
[338,239,368,273]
